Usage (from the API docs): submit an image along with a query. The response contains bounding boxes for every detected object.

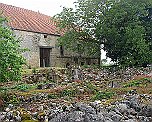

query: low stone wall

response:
[22,67,152,85]
[22,68,68,83]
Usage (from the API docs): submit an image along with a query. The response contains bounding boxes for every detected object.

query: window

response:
[44,35,47,38]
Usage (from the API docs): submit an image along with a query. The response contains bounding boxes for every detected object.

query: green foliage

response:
[0,15,26,82]
[48,93,58,99]
[93,91,115,100]
[124,80,143,87]
[14,84,31,91]
[85,82,98,94]
[123,78,152,87]
[9,95,19,104]
[60,89,76,97]
[32,68,38,74]
[0,82,36,92]
[0,90,10,102]
[97,0,152,66]
[0,90,19,104]
[53,0,106,58]
[54,0,152,66]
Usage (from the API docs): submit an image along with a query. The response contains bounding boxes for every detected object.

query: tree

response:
[0,15,25,82]
[53,0,108,58]
[54,0,152,67]
[96,0,152,66]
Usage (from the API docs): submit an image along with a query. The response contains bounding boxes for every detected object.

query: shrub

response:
[48,93,58,99]
[123,78,152,87]
[14,84,31,91]
[93,91,115,100]
[0,15,26,82]
[60,89,76,97]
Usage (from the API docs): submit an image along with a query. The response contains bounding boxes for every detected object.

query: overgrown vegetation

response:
[0,15,26,82]
[123,78,152,87]
[92,91,115,100]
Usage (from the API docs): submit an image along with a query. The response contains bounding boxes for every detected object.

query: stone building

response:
[0,3,99,68]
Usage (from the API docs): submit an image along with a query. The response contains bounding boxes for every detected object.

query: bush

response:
[13,84,32,91]
[123,78,152,87]
[60,89,76,97]
[93,91,115,100]
[0,15,26,82]
[48,93,58,99]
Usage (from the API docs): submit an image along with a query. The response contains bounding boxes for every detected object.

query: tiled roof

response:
[0,3,60,35]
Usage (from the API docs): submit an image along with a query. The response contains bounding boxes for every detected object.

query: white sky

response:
[0,0,76,16]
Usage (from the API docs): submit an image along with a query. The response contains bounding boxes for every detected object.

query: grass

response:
[92,91,115,100]
[123,78,152,88]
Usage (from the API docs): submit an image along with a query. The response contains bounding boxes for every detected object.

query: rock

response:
[127,108,137,116]
[78,88,85,94]
[67,111,85,122]
[5,118,10,122]
[5,108,10,112]
[108,111,122,122]
[129,95,141,112]
[6,111,13,120]
[8,104,14,109]
[84,113,104,122]
[104,117,114,122]
[37,84,43,89]
[9,119,14,122]
[31,112,38,119]
[140,105,152,117]
[127,115,135,119]
[116,103,128,114]
[0,98,4,108]
[138,116,152,122]
[14,115,21,122]
[90,100,101,108]
[38,106,44,111]
[113,108,122,116]
[0,112,6,121]
[38,112,46,122]
[75,103,96,114]
[123,119,137,122]
[49,112,68,122]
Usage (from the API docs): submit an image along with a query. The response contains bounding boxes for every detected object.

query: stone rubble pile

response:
[0,92,151,122]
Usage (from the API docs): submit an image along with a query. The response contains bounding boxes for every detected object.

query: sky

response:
[0,0,76,16]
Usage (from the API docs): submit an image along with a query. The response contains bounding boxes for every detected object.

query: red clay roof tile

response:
[0,3,60,35]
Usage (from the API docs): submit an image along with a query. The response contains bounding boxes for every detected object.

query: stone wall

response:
[14,30,98,68]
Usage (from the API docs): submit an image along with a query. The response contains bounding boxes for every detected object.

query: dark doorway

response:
[60,46,64,56]
[40,48,51,67]
[86,58,91,65]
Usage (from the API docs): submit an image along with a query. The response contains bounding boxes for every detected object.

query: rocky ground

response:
[0,66,152,122]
